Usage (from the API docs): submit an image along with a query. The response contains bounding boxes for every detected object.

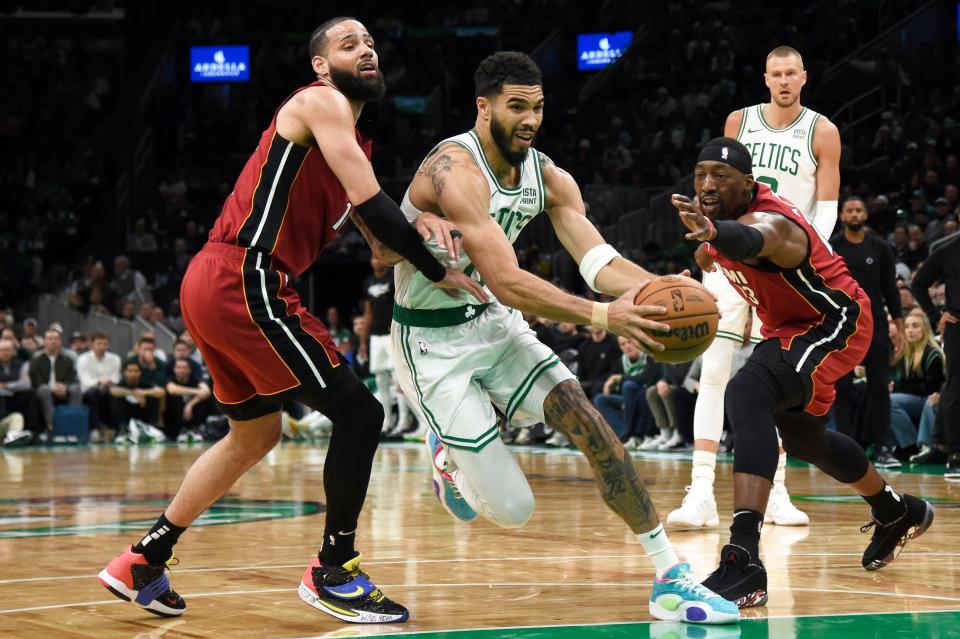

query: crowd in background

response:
[0,2,956,476]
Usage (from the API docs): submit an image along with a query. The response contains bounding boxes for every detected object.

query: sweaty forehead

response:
[500,84,544,103]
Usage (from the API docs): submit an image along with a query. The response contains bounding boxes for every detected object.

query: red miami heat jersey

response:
[706,184,873,414]
[707,183,872,341]
[208,79,372,276]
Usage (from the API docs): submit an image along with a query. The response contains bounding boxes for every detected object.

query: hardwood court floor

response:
[0,441,958,638]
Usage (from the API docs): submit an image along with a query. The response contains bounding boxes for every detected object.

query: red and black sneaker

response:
[299,553,408,624]
[98,546,186,617]
[701,544,768,609]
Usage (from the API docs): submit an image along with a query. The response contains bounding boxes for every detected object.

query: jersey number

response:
[756,175,779,193]
[735,284,760,306]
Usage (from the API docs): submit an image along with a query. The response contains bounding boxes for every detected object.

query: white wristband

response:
[591,302,609,331]
[813,200,838,239]
[579,243,621,293]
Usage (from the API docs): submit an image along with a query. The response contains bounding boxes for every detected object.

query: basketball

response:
[634,274,719,363]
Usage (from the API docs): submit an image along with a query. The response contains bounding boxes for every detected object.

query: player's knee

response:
[699,340,735,386]
[724,372,769,425]
[492,487,535,528]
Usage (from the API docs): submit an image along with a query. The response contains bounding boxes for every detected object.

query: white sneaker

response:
[545,432,569,447]
[655,430,677,451]
[764,483,810,525]
[513,428,533,445]
[666,484,720,528]
[623,437,640,450]
[659,430,684,450]
[639,434,662,450]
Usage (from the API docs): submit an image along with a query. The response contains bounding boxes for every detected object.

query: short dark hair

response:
[842,196,866,208]
[474,51,542,98]
[124,360,141,372]
[308,16,356,59]
[137,335,156,347]
[92,332,109,342]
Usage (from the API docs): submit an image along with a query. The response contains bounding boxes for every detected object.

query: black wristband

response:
[711,219,765,261]
[354,189,446,282]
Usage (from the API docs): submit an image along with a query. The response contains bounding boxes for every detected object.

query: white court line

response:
[3,582,960,616]
[284,608,960,639]
[5,551,960,586]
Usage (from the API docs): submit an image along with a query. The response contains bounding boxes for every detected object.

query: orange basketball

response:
[634,274,719,364]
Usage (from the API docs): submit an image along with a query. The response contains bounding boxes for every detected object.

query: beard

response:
[846,220,865,232]
[772,91,800,108]
[490,115,531,166]
[328,65,386,103]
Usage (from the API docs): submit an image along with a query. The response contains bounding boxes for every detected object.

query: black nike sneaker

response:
[701,544,768,608]
[860,493,934,570]
[299,553,408,623]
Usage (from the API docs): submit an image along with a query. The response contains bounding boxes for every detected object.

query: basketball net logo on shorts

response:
[719,265,760,306]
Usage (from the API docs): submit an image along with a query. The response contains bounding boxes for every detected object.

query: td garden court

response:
[0,441,956,639]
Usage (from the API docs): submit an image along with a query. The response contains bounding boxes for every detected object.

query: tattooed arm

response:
[543,379,661,533]
[405,146,670,348]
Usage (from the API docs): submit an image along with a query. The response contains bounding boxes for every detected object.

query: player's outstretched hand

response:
[414,212,463,260]
[607,282,670,353]
[672,194,716,242]
[434,268,490,303]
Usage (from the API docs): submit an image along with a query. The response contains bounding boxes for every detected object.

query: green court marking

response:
[375,610,960,638]
[0,497,322,539]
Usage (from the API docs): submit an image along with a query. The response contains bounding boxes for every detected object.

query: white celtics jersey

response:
[395,129,547,310]
[736,104,820,220]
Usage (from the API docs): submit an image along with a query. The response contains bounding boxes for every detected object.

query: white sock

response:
[773,451,787,489]
[638,524,680,577]
[691,450,717,492]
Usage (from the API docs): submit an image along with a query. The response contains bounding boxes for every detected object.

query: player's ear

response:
[744,174,755,192]
[800,70,807,87]
[312,55,329,80]
[476,96,491,121]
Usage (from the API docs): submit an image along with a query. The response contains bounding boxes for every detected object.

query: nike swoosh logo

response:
[746,128,763,133]
[338,585,366,598]
[337,530,356,536]
[649,527,663,539]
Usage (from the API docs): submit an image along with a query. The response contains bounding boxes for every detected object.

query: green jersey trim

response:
[506,354,561,421]
[533,149,546,213]
[735,108,748,140]
[468,129,523,195]
[392,303,490,328]
[757,104,808,133]
[807,113,821,168]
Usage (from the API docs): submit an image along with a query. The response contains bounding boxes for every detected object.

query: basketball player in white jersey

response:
[391,52,739,625]
[668,45,842,528]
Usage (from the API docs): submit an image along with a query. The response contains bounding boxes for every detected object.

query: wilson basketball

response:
[634,274,719,363]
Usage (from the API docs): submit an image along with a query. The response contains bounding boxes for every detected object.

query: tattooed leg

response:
[543,379,660,533]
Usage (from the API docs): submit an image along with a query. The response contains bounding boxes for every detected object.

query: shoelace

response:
[859,507,908,536]
[671,571,715,600]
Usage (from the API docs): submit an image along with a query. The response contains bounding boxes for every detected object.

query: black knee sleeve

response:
[777,412,870,484]
[726,369,781,481]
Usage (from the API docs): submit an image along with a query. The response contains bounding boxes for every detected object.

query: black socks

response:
[863,483,907,524]
[133,513,187,564]
[730,509,764,561]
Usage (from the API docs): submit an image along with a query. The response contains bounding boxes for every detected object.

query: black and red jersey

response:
[208,79,371,276]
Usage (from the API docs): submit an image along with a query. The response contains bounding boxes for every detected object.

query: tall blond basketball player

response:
[668,45,842,528]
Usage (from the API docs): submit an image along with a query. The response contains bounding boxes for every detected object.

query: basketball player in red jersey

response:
[98,17,485,624]
[672,138,934,608]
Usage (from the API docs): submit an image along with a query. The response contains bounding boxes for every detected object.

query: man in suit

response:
[28,329,81,430]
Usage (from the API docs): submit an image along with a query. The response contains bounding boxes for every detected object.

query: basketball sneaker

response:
[298,553,408,624]
[701,544,767,609]
[860,493,934,570]
[667,484,720,528]
[649,562,740,624]
[763,483,809,526]
[98,546,185,617]
[427,431,477,522]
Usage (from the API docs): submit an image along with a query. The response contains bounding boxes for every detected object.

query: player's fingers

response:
[450,229,463,260]
[417,222,432,242]
[631,327,666,352]
[679,269,691,278]
[632,308,670,333]
[441,226,456,259]
[465,278,489,303]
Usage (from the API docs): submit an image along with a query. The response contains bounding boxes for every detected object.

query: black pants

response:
[83,387,113,431]
[672,387,697,442]
[163,395,213,439]
[943,322,960,454]
[834,325,890,449]
[112,396,160,427]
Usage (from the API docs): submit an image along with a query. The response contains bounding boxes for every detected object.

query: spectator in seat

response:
[28,329,81,431]
[0,338,39,435]
[76,332,121,440]
[889,310,945,461]
[126,335,167,390]
[163,358,212,440]
[110,360,163,435]
[110,255,151,307]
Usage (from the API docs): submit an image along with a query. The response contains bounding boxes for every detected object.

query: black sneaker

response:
[946,454,960,480]
[701,544,768,608]
[910,446,947,465]
[873,447,902,469]
[299,553,408,624]
[860,493,934,570]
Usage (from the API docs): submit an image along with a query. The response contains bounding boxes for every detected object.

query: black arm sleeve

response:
[878,238,903,319]
[710,220,765,261]
[911,248,943,326]
[354,190,445,283]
